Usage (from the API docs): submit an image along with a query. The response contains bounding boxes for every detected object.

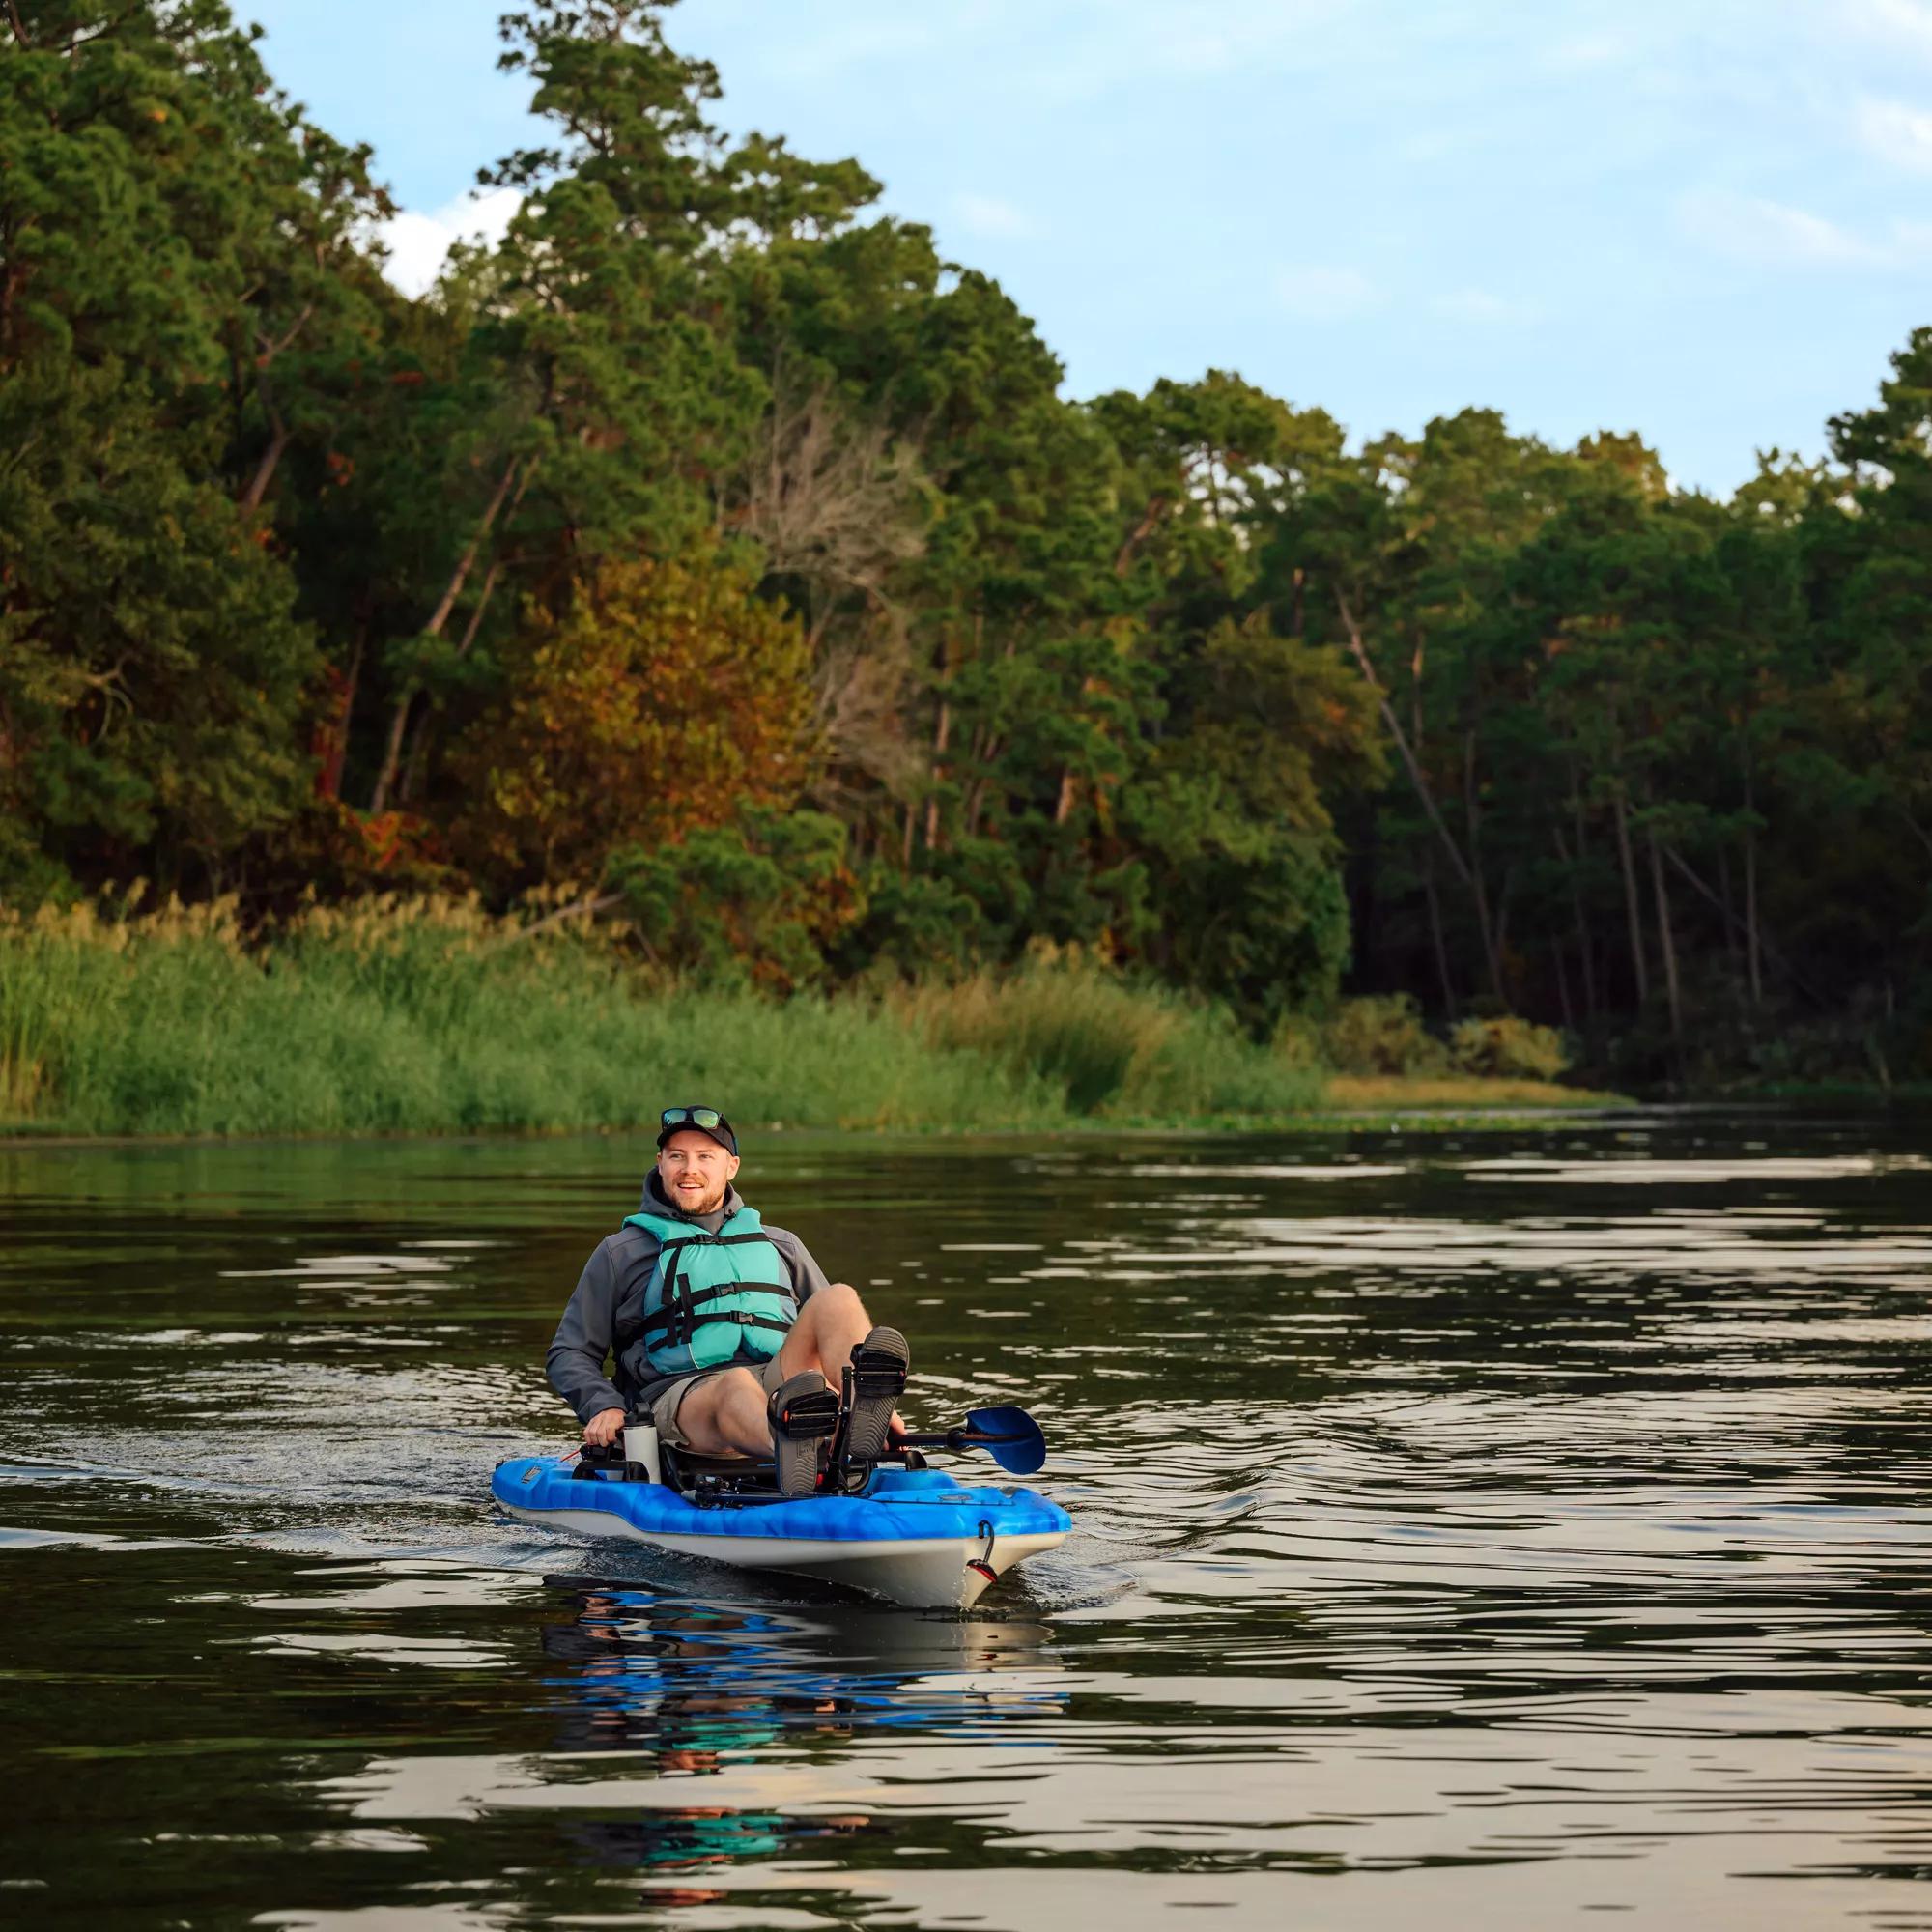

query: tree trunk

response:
[1462,726,1504,1002]
[964,734,1004,839]
[368,693,413,820]
[455,558,503,662]
[1717,842,1741,985]
[1053,768,1076,827]
[923,696,951,852]
[1742,760,1764,1009]
[1648,825,1683,1047]
[1612,786,1648,1006]
[399,715,430,807]
[1422,849,1457,1017]
[1334,590,1501,997]
[1553,819,1597,1019]
[369,456,523,815]
[240,416,291,516]
[318,621,366,803]
[1662,843,1826,1009]
[424,457,522,639]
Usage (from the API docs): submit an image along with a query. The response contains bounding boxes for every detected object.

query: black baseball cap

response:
[656,1104,737,1156]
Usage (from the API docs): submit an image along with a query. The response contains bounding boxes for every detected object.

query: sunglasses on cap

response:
[661,1105,724,1132]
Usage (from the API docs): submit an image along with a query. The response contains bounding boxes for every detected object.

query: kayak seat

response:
[659,1441,890,1502]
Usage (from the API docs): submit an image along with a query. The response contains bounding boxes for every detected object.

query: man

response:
[547,1104,908,1497]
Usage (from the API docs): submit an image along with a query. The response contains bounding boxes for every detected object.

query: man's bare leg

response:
[775,1282,877,1386]
[779,1283,905,1446]
[671,1367,772,1458]
[671,1287,899,1461]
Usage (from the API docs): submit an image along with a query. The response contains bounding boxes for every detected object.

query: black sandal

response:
[839,1326,911,1464]
[768,1371,839,1498]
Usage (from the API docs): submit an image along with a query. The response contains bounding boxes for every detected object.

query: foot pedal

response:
[839,1325,910,1464]
[768,1371,839,1498]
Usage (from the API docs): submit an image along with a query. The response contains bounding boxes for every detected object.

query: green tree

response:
[0,1,384,895]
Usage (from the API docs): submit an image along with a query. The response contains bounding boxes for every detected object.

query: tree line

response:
[4,0,1927,1083]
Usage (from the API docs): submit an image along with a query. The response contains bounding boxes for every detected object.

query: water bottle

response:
[622,1421,662,1484]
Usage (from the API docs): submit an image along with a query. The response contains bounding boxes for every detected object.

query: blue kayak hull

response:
[492,1453,1071,1608]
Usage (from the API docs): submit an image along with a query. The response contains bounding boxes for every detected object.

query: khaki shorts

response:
[649,1353,794,1448]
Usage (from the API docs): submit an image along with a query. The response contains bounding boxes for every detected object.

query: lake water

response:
[4,1114,1932,1930]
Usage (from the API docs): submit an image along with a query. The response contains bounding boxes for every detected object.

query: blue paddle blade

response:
[965,1406,1046,1475]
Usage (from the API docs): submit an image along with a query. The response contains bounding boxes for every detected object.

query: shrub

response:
[1322,995,1447,1076]
[1447,1014,1571,1082]
[1269,1011,1329,1071]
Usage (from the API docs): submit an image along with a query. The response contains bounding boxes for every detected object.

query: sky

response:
[242,0,1932,495]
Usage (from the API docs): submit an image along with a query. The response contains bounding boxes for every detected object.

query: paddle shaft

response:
[895,1427,1027,1451]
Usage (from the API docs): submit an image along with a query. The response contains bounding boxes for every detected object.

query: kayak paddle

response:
[895,1405,1046,1476]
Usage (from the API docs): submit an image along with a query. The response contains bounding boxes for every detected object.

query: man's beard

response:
[668,1178,727,1215]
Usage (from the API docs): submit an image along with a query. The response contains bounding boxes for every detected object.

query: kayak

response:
[492,1452,1071,1610]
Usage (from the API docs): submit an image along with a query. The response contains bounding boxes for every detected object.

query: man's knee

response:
[714,1365,764,1402]
[810,1281,864,1320]
[684,1366,759,1420]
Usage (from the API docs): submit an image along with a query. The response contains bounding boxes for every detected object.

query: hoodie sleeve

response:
[546,1237,629,1423]
[768,1229,832,1303]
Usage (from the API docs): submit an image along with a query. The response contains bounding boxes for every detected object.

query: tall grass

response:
[905,960,1326,1119]
[0,895,1326,1139]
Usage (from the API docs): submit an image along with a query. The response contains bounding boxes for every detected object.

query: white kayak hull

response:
[497,1498,1065,1610]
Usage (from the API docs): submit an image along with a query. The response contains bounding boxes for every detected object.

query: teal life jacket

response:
[623,1205,799,1378]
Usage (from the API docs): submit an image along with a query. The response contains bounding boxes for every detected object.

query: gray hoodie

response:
[545,1171,831,1423]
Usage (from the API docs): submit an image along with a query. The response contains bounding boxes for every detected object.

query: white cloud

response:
[375,186,523,298]
[1431,287,1539,325]
[1848,0,1932,58]
[1275,264,1379,321]
[1677,188,1886,267]
[952,192,1041,240]
[1856,95,1932,171]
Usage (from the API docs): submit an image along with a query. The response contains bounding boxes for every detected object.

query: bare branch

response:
[730,379,924,601]
[255,300,317,368]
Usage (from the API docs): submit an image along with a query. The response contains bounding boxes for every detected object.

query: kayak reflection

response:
[535,1576,1065,1875]
[540,1575,1065,1758]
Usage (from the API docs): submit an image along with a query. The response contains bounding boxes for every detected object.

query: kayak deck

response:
[492,1454,1070,1610]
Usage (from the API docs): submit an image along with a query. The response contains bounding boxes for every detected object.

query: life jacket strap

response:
[639,1280,798,1337]
[642,1308,795,1340]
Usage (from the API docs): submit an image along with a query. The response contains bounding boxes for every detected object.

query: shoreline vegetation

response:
[4,3,1929,1109]
[0,895,1625,1143]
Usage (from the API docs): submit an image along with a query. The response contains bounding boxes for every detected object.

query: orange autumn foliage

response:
[454,550,816,879]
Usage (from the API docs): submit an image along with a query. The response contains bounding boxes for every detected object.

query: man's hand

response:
[887,1410,908,1447]
[582,1407,626,1448]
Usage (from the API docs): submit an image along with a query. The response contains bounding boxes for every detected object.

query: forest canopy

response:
[3,0,1928,1085]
